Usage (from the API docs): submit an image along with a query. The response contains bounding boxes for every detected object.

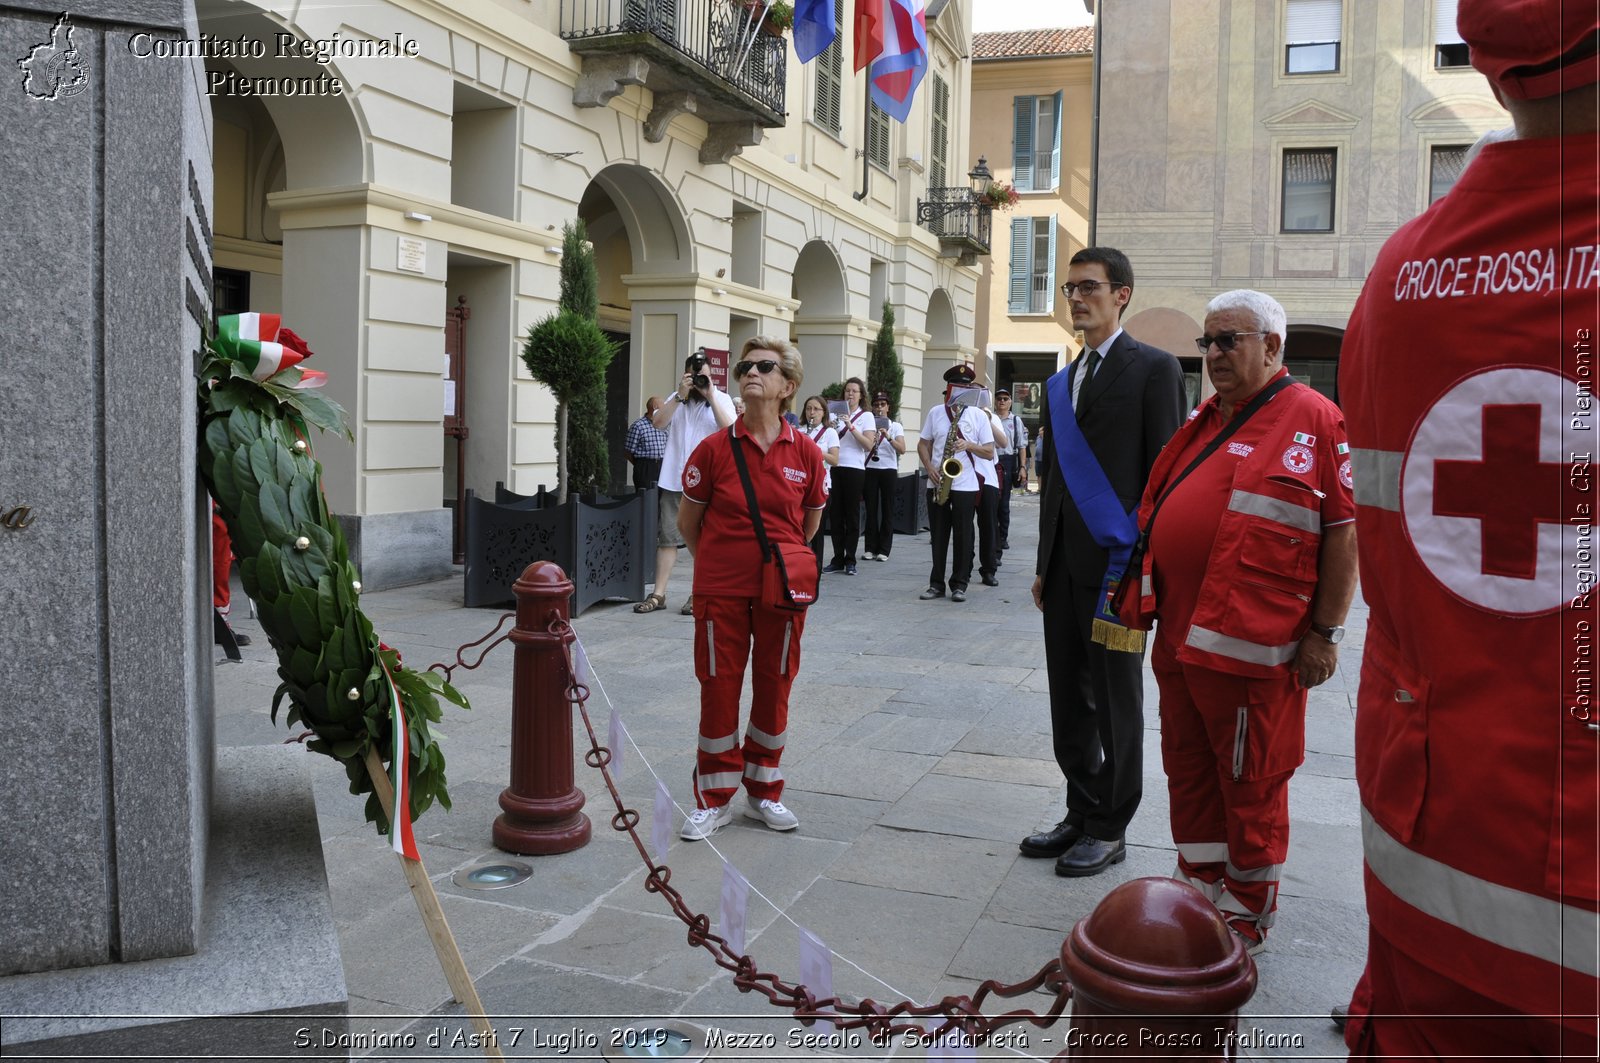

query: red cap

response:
[1459,0,1599,100]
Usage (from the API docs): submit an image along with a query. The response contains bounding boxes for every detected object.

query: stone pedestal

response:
[0,748,350,1059]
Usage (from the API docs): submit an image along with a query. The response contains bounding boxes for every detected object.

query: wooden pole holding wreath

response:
[363,747,504,1060]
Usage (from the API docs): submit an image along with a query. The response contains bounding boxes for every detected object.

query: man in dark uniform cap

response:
[916,364,994,603]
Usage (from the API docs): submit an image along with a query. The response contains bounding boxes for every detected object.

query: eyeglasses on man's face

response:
[1060,280,1124,299]
[1194,331,1266,354]
[734,358,781,377]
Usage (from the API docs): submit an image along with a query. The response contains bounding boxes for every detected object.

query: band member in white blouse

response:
[824,377,878,575]
[799,395,840,565]
[862,390,906,561]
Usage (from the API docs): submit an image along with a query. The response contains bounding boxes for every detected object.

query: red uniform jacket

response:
[1341,133,1599,1025]
[1125,374,1353,679]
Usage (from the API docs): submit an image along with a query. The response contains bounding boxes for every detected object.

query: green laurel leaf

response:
[315,575,339,640]
[247,438,275,493]
[235,491,267,555]
[289,588,321,646]
[259,482,293,543]
[287,476,315,528]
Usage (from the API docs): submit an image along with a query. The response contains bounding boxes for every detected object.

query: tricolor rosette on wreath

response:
[198,313,466,856]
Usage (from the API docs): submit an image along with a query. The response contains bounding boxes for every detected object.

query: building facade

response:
[969,27,1095,441]
[201,0,984,587]
[1094,0,1504,403]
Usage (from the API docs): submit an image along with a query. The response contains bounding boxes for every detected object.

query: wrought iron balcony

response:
[560,0,787,163]
[917,187,993,263]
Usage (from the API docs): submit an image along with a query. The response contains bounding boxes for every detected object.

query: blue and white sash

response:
[1045,364,1143,652]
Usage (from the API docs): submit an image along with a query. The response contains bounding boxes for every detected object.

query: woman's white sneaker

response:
[743,795,799,831]
[680,804,733,841]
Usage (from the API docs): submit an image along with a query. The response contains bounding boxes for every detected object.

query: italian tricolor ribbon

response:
[377,652,420,861]
[214,313,328,389]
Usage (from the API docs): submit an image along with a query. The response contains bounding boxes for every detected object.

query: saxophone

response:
[932,407,965,506]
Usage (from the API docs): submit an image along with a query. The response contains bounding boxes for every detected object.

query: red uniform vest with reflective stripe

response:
[1131,380,1342,679]
[1341,133,1599,1025]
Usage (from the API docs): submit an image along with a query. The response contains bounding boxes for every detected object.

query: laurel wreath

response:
[197,322,465,838]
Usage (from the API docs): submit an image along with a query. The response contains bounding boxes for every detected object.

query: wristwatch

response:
[1308,621,1345,644]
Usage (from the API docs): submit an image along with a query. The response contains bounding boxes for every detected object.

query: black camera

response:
[684,350,710,392]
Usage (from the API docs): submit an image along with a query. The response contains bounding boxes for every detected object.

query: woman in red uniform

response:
[677,337,827,840]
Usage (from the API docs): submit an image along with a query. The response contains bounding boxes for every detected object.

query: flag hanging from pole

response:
[793,0,837,62]
[853,0,884,71]
[865,0,927,122]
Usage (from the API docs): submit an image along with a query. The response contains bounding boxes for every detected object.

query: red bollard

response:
[493,561,591,855]
[1057,877,1257,1059]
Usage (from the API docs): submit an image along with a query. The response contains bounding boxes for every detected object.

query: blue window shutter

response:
[1013,96,1035,192]
[1050,90,1063,190]
[1044,217,1058,312]
[1008,217,1031,314]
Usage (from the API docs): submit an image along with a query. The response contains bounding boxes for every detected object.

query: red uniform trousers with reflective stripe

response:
[1153,636,1303,932]
[1344,925,1599,1060]
[211,508,234,614]
[691,595,803,809]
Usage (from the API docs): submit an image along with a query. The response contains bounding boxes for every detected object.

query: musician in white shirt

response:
[862,390,906,561]
[916,365,994,603]
[798,395,840,565]
[824,377,877,576]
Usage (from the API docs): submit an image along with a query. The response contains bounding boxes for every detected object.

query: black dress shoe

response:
[1019,819,1082,858]
[1054,835,1126,877]
[919,586,945,600]
[981,574,999,587]
[1330,1004,1350,1032]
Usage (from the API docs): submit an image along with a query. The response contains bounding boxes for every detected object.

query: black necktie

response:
[1082,348,1102,382]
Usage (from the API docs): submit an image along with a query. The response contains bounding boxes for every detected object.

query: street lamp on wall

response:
[967,156,992,194]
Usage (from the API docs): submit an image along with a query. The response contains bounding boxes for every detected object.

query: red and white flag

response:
[854,0,927,122]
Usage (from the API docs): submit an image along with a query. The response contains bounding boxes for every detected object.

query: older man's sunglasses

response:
[1194,331,1265,354]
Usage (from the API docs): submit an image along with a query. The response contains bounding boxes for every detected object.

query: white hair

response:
[1206,289,1288,355]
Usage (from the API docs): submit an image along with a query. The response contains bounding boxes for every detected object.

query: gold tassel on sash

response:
[1091,572,1146,653]
[1092,617,1146,654]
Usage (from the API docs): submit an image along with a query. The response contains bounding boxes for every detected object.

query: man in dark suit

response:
[1024,247,1186,876]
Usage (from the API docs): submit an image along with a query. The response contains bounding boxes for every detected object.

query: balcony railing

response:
[560,0,787,125]
[917,188,993,261]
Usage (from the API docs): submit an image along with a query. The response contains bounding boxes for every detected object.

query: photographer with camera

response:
[633,349,736,616]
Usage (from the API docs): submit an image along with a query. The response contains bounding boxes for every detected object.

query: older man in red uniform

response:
[1124,289,1357,955]
[1339,0,1599,1055]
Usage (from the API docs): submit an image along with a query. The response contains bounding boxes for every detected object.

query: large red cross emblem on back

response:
[1402,367,1575,617]
[1432,404,1566,580]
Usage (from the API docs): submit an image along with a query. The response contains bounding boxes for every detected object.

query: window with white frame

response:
[1429,144,1469,204]
[867,100,890,169]
[1012,93,1062,193]
[1008,216,1057,315]
[929,74,949,190]
[1282,148,1336,231]
[1434,0,1469,67]
[1285,0,1341,74]
[813,1,843,133]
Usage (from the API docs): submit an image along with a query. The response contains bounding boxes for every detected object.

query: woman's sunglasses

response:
[734,358,781,377]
